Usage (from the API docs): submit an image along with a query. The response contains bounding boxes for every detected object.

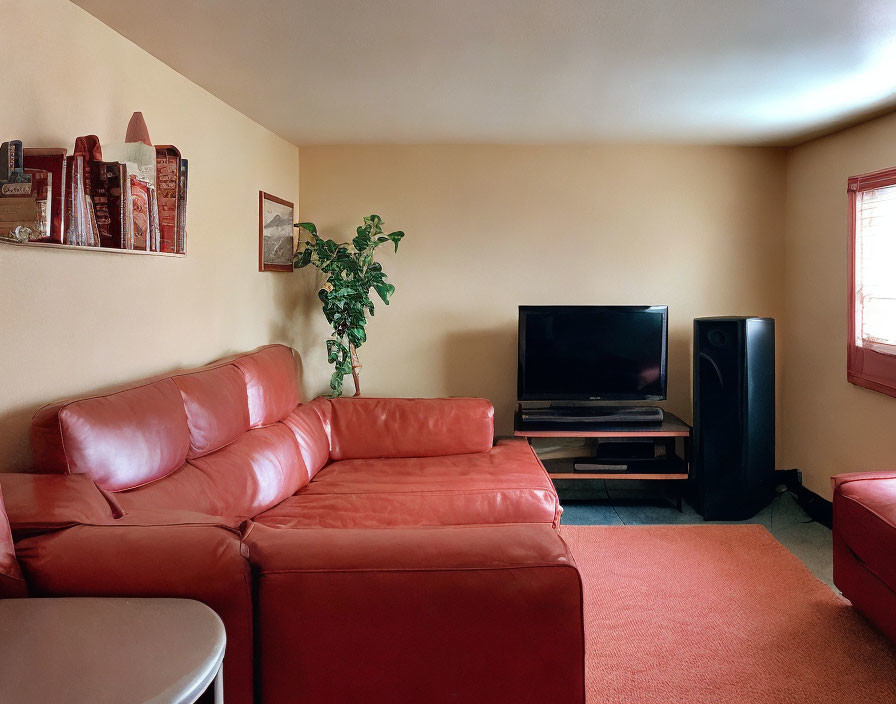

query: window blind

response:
[855,183,896,354]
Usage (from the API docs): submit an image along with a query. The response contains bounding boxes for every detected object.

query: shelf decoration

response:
[0,112,188,256]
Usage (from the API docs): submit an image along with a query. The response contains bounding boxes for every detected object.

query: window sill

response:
[847,371,896,399]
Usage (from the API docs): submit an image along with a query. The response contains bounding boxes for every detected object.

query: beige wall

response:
[0,0,302,471]
[297,145,788,437]
[781,112,896,499]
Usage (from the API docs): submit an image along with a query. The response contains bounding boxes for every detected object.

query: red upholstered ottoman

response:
[832,471,896,644]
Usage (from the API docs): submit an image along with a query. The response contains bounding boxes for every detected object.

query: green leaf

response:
[373,281,395,304]
[294,248,312,268]
[326,338,348,363]
[296,222,317,236]
[387,231,404,252]
[352,233,371,252]
[329,369,344,396]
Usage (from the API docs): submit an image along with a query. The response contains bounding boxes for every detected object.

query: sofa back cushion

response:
[175,365,251,459]
[327,397,494,461]
[31,379,191,492]
[29,345,309,511]
[282,399,331,479]
[233,346,301,427]
[187,424,307,517]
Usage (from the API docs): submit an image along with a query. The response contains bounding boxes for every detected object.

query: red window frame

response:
[847,166,896,398]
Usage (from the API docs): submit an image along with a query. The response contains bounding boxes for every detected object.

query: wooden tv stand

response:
[514,411,692,509]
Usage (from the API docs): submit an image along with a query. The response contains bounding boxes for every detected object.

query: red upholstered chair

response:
[832,471,896,644]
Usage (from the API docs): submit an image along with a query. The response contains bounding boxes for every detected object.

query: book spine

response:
[176,159,188,254]
[123,173,134,250]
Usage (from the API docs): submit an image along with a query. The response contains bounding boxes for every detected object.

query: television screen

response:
[518,305,668,401]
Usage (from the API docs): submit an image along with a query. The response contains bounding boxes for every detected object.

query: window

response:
[848,167,896,397]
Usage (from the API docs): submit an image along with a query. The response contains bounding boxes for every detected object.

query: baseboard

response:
[778,469,833,529]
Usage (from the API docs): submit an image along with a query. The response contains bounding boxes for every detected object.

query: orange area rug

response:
[561,524,896,703]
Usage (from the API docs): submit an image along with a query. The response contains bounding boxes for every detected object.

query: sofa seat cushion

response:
[254,439,559,529]
[835,474,896,589]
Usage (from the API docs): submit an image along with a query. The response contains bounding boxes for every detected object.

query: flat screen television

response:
[518,305,668,401]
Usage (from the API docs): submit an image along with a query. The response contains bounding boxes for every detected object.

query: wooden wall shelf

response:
[0,239,185,257]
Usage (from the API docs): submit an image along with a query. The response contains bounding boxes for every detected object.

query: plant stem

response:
[349,343,362,397]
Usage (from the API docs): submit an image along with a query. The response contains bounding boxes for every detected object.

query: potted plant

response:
[294,214,404,396]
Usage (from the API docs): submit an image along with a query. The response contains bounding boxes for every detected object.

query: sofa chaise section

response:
[246,522,584,704]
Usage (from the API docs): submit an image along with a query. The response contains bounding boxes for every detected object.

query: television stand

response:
[514,411,691,511]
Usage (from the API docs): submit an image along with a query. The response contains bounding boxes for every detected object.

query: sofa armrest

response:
[14,523,254,704]
[0,473,121,539]
[324,396,495,460]
[245,523,585,703]
[831,471,896,492]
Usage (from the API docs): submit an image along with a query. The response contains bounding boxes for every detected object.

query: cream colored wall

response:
[781,112,896,500]
[297,145,787,437]
[0,0,302,471]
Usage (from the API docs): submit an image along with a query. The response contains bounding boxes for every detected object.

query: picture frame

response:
[259,191,295,272]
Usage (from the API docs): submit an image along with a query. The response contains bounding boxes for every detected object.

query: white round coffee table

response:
[0,597,225,703]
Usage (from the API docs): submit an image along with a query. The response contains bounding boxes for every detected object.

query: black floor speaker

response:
[692,317,775,520]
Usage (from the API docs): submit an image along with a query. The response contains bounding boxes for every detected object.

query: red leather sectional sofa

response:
[832,471,896,645]
[0,345,585,704]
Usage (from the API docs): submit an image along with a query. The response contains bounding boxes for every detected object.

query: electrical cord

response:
[604,479,627,525]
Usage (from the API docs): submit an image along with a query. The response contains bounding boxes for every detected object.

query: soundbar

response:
[520,406,664,425]
[572,455,686,474]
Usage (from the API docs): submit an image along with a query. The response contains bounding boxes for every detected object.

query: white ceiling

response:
[73,0,896,146]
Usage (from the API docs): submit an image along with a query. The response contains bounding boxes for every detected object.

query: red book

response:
[130,175,150,251]
[22,148,66,242]
[155,146,180,253]
[176,158,188,254]
[90,161,128,248]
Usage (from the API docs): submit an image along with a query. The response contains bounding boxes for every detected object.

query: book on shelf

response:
[65,154,98,246]
[148,183,161,252]
[155,146,180,253]
[176,159,188,254]
[90,161,130,249]
[1,140,24,182]
[23,148,66,242]
[0,140,51,243]
[129,174,150,251]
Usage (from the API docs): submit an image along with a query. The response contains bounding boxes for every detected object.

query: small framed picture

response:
[259,191,295,272]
